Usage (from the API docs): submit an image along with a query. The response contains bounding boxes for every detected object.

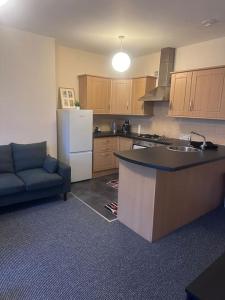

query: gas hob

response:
[133,133,169,148]
[139,134,161,140]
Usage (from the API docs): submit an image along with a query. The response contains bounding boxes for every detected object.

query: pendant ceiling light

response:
[112,36,131,72]
[0,0,9,7]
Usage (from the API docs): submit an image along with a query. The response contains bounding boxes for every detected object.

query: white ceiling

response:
[0,0,225,56]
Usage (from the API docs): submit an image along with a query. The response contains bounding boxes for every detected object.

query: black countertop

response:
[93,131,175,145]
[94,131,225,172]
[114,145,225,172]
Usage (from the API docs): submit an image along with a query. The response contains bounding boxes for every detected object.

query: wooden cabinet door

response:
[220,77,225,119]
[115,137,133,168]
[132,78,146,115]
[190,68,225,119]
[169,72,192,117]
[93,152,116,172]
[93,137,118,172]
[94,137,117,153]
[119,137,133,151]
[87,76,111,114]
[132,77,156,115]
[110,79,132,114]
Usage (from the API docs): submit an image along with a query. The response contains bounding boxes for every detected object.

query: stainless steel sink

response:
[167,146,201,153]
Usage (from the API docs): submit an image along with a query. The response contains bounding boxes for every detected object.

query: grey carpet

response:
[71,174,118,221]
[1,194,225,300]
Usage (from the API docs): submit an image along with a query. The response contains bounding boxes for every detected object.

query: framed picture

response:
[59,88,75,108]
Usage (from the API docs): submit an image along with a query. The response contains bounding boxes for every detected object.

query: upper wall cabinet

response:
[78,75,156,116]
[190,68,225,119]
[132,76,156,115]
[110,79,132,114]
[169,66,225,120]
[79,75,111,114]
[169,72,192,117]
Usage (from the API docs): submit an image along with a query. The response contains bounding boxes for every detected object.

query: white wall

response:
[175,37,225,71]
[0,26,57,155]
[131,36,225,75]
[56,45,124,104]
[130,52,160,77]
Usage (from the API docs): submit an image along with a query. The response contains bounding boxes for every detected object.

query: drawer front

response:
[119,137,133,151]
[94,137,118,153]
[93,151,116,172]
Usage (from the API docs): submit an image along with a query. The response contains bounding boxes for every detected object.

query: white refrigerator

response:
[57,109,93,182]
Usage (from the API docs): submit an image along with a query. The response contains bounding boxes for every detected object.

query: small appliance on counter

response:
[94,126,101,134]
[122,120,131,135]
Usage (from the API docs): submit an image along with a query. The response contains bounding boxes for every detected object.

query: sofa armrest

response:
[58,161,71,192]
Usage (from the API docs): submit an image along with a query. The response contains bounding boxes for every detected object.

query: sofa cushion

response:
[43,155,58,173]
[0,145,14,173]
[12,142,47,172]
[0,173,25,196]
[17,168,63,191]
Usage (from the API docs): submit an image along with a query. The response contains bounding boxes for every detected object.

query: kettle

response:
[122,120,131,135]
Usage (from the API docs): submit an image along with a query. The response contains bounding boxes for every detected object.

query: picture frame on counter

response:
[59,87,75,108]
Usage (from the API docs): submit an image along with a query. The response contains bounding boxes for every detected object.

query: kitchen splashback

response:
[132,103,225,145]
[94,104,225,145]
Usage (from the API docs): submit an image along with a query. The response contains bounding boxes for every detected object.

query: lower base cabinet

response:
[93,137,133,177]
[93,137,118,177]
[119,137,133,151]
[115,137,134,168]
[93,152,117,173]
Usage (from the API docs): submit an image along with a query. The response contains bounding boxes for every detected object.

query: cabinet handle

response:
[190,100,193,111]
[102,153,110,157]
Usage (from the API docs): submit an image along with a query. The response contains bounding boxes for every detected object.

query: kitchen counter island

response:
[114,145,225,242]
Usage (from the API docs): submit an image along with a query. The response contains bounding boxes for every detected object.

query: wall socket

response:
[154,70,159,77]
[179,134,190,141]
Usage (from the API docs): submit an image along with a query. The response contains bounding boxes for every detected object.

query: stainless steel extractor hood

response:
[140,47,176,101]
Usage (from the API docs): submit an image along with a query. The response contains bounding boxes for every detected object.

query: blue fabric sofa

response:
[0,142,71,207]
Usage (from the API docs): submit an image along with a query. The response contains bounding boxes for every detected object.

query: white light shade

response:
[0,0,8,7]
[112,51,131,72]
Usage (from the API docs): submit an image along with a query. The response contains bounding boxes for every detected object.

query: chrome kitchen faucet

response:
[189,131,207,150]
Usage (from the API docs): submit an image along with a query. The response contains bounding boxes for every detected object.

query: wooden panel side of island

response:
[117,160,157,242]
[152,159,225,241]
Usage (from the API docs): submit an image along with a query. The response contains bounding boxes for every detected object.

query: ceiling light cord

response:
[119,36,125,51]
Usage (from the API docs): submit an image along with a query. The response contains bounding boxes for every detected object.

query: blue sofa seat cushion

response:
[0,145,14,173]
[0,173,25,196]
[17,168,63,191]
[12,142,47,172]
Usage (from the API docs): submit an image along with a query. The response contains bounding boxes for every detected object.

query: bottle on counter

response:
[138,124,141,136]
[112,120,117,134]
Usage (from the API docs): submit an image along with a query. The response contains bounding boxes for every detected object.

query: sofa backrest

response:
[11,142,47,172]
[0,145,14,173]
